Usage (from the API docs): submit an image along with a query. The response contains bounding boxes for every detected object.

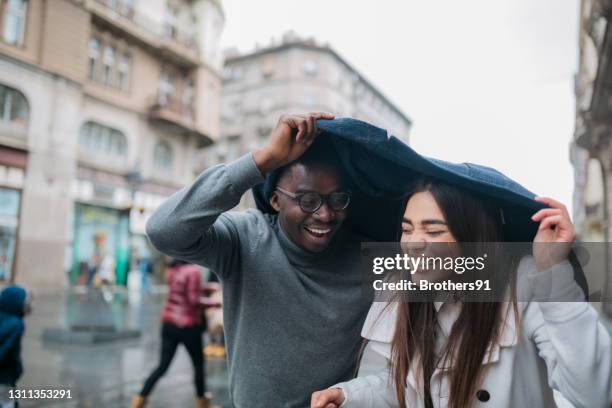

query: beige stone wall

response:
[83,44,161,113]
[0,58,82,289]
[195,66,222,142]
[0,0,224,288]
[39,0,89,83]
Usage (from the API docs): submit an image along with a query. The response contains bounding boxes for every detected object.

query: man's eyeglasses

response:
[275,187,351,213]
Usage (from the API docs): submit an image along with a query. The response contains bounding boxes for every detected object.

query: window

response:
[3,0,27,46]
[87,35,130,92]
[182,78,195,116]
[223,66,244,82]
[88,38,100,80]
[117,52,130,92]
[259,97,272,114]
[158,71,175,105]
[122,0,134,17]
[0,84,28,128]
[79,122,127,157]
[163,4,178,39]
[102,46,115,87]
[153,142,173,170]
[304,60,318,76]
[0,187,20,281]
[262,56,275,79]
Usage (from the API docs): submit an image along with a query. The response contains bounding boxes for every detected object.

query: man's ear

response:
[270,192,281,212]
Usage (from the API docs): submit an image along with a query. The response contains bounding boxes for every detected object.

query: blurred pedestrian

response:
[87,231,113,288]
[130,260,219,408]
[0,285,31,408]
[137,255,153,295]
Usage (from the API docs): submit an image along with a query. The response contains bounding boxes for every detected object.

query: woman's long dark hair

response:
[389,178,519,408]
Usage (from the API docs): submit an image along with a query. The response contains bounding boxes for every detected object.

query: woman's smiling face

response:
[401,191,458,281]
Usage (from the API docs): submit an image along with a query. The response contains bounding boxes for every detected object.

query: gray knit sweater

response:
[146,153,369,408]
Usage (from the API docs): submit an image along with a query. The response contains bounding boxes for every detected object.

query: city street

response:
[18,287,612,408]
[0,0,611,407]
[18,289,231,408]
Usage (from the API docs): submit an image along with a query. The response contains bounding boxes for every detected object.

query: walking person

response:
[311,178,612,408]
[131,260,219,408]
[145,112,378,407]
[137,254,152,295]
[0,285,31,408]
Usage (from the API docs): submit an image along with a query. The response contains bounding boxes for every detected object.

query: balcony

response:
[148,95,212,147]
[87,0,200,68]
[0,122,28,151]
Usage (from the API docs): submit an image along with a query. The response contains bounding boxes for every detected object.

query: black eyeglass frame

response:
[275,187,351,213]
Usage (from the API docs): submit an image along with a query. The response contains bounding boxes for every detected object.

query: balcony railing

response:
[148,94,212,147]
[151,95,195,121]
[90,0,200,65]
[94,0,135,20]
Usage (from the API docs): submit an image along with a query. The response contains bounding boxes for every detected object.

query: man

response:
[146,113,370,407]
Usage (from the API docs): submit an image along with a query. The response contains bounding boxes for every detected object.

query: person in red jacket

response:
[131,260,220,408]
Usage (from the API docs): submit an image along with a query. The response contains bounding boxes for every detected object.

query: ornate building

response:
[0,0,224,289]
[571,0,611,312]
[215,32,412,208]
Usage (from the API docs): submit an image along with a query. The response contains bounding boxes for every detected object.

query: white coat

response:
[334,257,612,408]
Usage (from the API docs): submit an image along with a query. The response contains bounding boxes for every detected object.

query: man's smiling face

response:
[271,163,348,253]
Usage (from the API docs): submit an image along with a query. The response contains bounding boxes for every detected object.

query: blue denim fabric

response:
[253,117,546,241]
[251,117,588,296]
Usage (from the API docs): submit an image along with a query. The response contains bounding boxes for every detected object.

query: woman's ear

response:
[270,192,281,212]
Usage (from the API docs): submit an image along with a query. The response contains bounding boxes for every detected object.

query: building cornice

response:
[224,40,412,126]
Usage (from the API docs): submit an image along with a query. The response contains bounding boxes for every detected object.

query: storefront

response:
[70,171,175,286]
[0,187,20,281]
[70,167,133,285]
[0,146,26,283]
[71,203,130,285]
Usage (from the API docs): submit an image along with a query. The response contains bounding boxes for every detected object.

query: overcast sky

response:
[220,0,580,211]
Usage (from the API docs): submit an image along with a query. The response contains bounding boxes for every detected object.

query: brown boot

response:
[195,394,221,408]
[130,395,147,408]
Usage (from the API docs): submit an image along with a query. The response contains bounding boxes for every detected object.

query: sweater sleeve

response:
[146,153,265,279]
[524,260,612,408]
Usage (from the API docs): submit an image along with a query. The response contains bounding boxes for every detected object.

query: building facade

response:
[571,0,611,312]
[214,33,412,207]
[0,0,224,289]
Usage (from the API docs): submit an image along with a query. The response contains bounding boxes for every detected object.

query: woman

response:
[311,178,612,408]
[131,260,219,408]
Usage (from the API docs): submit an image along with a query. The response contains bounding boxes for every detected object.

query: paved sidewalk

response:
[17,289,230,408]
[15,288,612,407]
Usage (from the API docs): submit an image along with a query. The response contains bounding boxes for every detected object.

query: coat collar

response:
[406,302,519,391]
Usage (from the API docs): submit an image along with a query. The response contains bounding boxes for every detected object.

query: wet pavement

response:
[14,287,612,408]
[18,288,230,408]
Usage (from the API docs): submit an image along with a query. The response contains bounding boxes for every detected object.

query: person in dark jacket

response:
[0,285,31,407]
